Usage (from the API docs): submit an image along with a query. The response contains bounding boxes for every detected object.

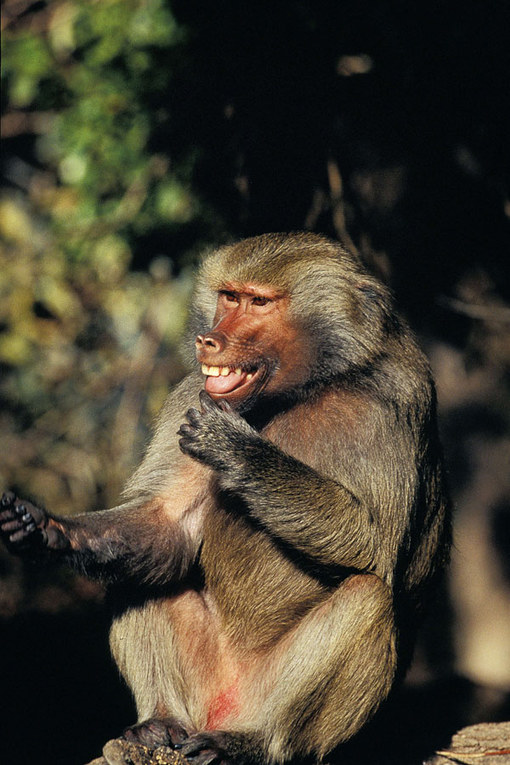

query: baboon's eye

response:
[220,290,239,303]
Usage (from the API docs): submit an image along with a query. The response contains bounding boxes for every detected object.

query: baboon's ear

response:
[356,280,393,324]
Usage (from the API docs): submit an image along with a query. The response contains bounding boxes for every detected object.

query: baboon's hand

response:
[0,491,49,553]
[178,390,257,473]
[0,491,69,554]
[123,716,190,749]
[175,729,251,765]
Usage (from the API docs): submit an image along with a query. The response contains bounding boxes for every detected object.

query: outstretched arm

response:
[0,491,198,586]
[1,375,207,586]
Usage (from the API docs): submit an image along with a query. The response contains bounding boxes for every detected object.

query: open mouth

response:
[201,364,259,396]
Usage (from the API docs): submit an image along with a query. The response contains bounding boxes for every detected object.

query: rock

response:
[426,722,510,764]
[85,738,190,765]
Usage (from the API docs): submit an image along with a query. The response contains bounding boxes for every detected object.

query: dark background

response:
[1,1,509,763]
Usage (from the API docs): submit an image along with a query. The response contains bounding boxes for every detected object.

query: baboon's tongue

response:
[205,371,247,394]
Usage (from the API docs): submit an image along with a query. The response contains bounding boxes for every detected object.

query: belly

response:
[108,503,329,726]
[200,503,330,652]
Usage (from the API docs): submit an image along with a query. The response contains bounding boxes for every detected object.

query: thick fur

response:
[0,233,451,764]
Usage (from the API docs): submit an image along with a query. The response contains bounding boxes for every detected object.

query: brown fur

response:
[0,233,451,764]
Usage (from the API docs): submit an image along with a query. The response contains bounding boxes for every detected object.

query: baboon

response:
[1,233,451,764]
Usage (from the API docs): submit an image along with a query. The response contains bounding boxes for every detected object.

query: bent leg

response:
[248,574,397,762]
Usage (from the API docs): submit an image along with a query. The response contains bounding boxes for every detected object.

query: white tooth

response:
[208,366,220,377]
[247,373,253,380]
[220,367,230,376]
[235,368,242,375]
[201,364,208,375]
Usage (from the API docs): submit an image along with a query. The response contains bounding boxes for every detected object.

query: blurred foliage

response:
[0,193,193,516]
[1,0,214,253]
[0,0,208,518]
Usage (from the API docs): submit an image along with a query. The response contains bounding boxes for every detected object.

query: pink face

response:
[195,283,311,406]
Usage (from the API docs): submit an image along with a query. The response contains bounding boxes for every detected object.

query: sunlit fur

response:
[1,233,451,765]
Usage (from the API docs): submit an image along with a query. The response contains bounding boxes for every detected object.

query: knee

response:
[342,573,392,609]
